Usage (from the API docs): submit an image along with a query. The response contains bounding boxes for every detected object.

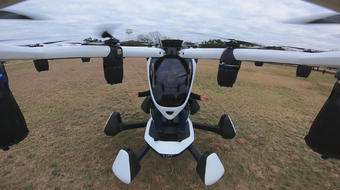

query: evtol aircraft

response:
[0,0,340,186]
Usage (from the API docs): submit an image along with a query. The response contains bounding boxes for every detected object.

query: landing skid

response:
[104,111,236,185]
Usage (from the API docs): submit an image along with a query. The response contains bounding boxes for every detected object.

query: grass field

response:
[0,58,339,190]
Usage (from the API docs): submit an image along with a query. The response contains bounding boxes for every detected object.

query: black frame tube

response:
[120,121,148,131]
[136,144,150,160]
[188,144,201,162]
[192,122,220,133]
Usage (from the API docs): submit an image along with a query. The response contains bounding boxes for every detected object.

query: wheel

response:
[104,112,122,136]
[218,114,236,139]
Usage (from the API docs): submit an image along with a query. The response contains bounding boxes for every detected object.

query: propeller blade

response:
[287,14,340,24]
[185,30,317,51]
[101,31,113,39]
[184,31,232,41]
[0,35,81,46]
[294,0,340,24]
[304,0,340,12]
[0,10,35,20]
[307,14,340,24]
[0,0,42,20]
[95,24,120,38]
[0,0,25,8]
[185,31,260,48]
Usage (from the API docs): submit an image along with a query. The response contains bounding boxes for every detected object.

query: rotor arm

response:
[233,49,340,68]
[0,45,111,60]
[179,48,340,68]
[179,48,225,59]
[0,45,165,61]
[121,46,165,58]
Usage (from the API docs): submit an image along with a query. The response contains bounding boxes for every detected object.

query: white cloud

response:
[1,0,340,50]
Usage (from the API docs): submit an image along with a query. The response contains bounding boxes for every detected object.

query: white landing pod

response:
[196,152,225,185]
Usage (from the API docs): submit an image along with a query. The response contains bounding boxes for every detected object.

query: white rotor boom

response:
[0,45,340,68]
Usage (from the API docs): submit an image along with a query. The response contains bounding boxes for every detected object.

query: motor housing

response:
[81,57,90,63]
[217,48,241,87]
[103,46,123,84]
[33,59,49,72]
[254,61,263,67]
[296,65,312,78]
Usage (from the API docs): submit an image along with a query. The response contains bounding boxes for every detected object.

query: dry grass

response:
[0,58,339,190]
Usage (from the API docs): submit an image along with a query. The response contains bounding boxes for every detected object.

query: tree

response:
[199,39,225,48]
[183,41,198,48]
[137,34,152,43]
[136,31,168,45]
[148,31,162,44]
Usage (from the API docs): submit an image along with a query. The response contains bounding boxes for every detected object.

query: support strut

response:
[188,144,201,162]
[104,111,147,136]
[192,122,219,133]
[136,143,150,160]
[192,114,236,139]
[120,121,148,131]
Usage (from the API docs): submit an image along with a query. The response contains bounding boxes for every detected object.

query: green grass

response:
[0,58,339,190]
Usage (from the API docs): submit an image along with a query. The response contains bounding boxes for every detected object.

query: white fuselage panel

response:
[144,118,194,155]
[146,58,197,120]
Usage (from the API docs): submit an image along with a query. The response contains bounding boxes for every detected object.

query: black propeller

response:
[100,30,119,46]
[307,14,340,24]
[0,0,42,20]
[0,0,25,8]
[0,10,35,20]
[101,31,114,39]
[292,0,340,24]
[186,30,322,52]
[287,14,340,24]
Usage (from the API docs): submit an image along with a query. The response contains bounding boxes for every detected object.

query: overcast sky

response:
[1,0,340,50]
